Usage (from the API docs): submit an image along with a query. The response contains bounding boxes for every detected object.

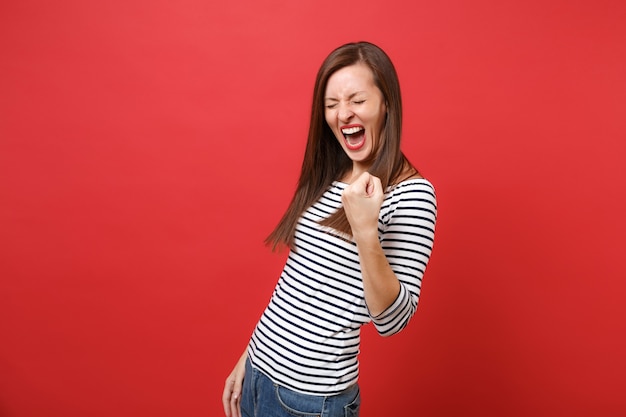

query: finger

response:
[361,173,382,197]
[365,178,375,196]
[222,379,234,417]
[369,175,382,196]
[230,390,241,417]
[356,171,371,189]
[230,372,245,417]
[345,172,370,196]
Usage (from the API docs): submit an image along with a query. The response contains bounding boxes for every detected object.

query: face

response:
[324,63,387,174]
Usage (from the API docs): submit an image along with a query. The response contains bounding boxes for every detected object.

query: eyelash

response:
[326,100,365,109]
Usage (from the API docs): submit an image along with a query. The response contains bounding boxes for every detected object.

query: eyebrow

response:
[324,91,366,101]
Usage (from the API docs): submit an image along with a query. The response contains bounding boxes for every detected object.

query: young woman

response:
[222,41,437,417]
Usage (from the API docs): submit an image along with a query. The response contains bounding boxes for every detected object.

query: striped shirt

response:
[248,178,437,395]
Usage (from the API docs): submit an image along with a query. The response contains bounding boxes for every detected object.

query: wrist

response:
[352,227,379,246]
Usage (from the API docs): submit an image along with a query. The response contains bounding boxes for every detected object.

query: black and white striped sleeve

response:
[371,180,437,336]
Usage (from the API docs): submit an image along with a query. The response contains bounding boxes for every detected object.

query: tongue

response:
[345,131,366,150]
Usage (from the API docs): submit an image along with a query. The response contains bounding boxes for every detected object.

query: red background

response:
[1,0,625,416]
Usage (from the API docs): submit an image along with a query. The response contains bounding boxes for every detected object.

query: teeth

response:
[341,126,364,135]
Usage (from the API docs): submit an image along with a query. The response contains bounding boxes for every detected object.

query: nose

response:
[338,103,354,122]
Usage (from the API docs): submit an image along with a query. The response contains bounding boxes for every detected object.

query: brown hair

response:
[265,41,417,250]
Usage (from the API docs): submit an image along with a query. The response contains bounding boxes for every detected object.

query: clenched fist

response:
[342,172,384,238]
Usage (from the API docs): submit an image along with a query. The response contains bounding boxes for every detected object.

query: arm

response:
[343,173,437,334]
[342,173,400,317]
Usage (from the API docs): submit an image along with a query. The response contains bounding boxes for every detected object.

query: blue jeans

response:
[241,358,360,417]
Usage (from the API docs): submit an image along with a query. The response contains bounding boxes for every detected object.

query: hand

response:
[342,172,384,237]
[222,351,247,417]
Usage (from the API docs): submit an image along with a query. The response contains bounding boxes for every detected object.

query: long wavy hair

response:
[265,41,417,250]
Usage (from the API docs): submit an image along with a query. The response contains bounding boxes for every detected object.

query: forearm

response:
[343,173,434,331]
[354,229,401,317]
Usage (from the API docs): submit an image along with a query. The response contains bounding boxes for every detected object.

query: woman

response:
[222,41,437,417]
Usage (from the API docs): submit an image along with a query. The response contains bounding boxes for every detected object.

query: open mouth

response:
[341,125,366,151]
